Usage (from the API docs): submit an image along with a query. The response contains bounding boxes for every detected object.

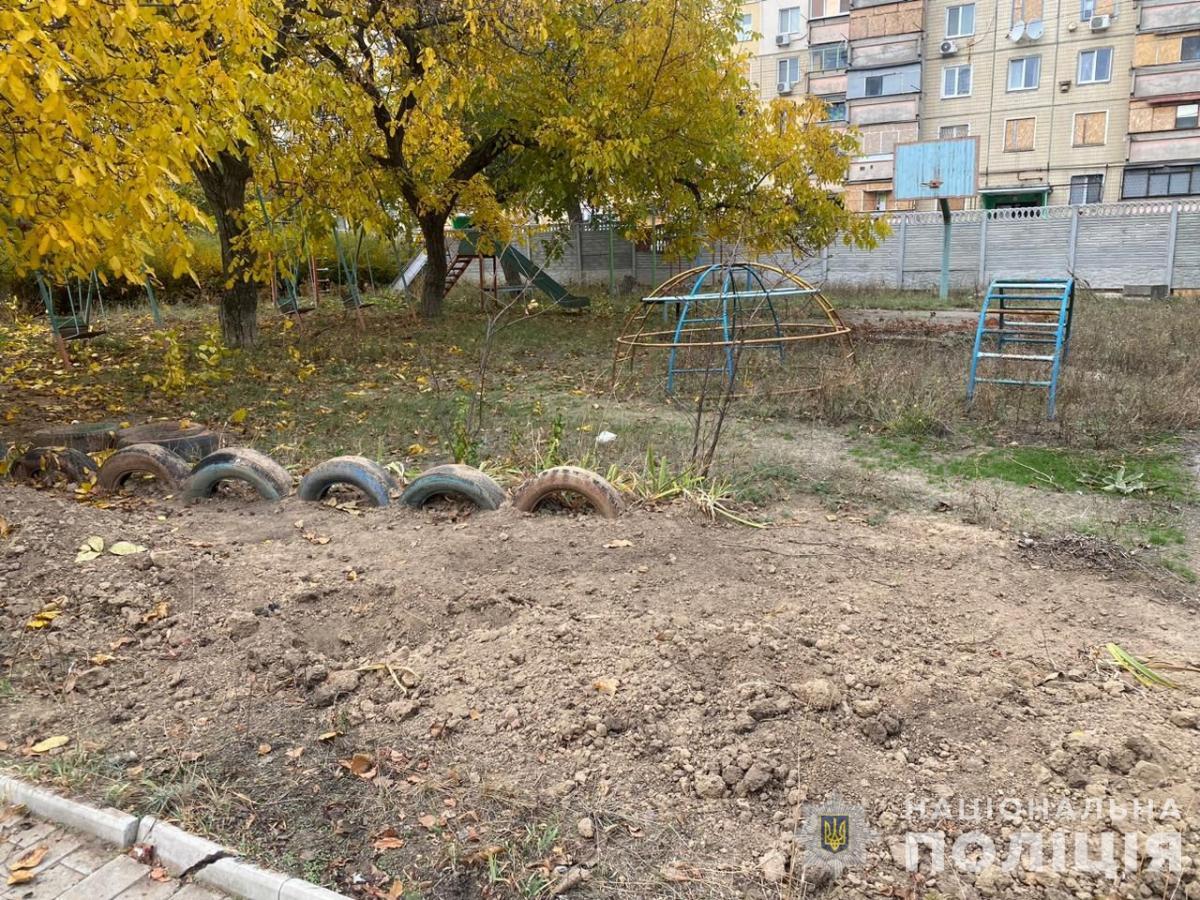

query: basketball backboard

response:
[894,137,979,200]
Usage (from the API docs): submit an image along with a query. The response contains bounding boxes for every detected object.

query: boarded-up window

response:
[1014,0,1044,22]
[1004,117,1036,151]
[1073,111,1107,145]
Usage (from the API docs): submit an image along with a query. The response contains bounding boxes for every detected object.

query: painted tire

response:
[31,422,119,453]
[298,456,395,508]
[184,447,292,502]
[400,464,505,511]
[98,443,191,492]
[510,466,622,519]
[10,447,98,485]
[116,422,219,461]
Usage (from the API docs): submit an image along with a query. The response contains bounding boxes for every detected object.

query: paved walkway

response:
[2,805,225,900]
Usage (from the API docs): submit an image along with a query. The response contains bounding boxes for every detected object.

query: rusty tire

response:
[31,422,119,453]
[400,464,505,511]
[116,422,219,461]
[10,447,99,486]
[510,465,622,519]
[98,443,191,492]
[185,447,292,502]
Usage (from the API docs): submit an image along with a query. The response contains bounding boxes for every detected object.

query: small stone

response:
[852,698,882,718]
[1131,760,1167,787]
[576,817,595,840]
[384,699,421,721]
[795,678,841,711]
[309,669,360,707]
[694,773,726,799]
[1169,709,1199,729]
[226,610,259,640]
[758,847,788,883]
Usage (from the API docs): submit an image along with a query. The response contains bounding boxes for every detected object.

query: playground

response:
[4,264,1200,896]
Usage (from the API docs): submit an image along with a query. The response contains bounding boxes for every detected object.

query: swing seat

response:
[277,303,315,317]
[51,317,105,341]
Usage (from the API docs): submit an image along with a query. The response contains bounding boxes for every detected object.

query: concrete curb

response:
[0,774,352,900]
[0,773,138,848]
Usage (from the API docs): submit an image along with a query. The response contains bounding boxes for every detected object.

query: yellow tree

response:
[298,0,883,318]
[0,0,275,308]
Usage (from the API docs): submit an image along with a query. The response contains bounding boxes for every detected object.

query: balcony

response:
[1133,62,1200,99]
[1139,0,1200,34]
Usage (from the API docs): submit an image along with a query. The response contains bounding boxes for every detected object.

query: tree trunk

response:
[194,151,259,349]
[418,211,451,318]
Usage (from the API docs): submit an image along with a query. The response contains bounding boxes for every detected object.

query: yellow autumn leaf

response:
[229,407,248,425]
[31,735,69,754]
[108,541,147,556]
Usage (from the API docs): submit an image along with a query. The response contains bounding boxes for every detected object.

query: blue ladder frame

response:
[966,277,1075,419]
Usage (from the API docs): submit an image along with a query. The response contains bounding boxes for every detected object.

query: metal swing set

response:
[35,270,163,365]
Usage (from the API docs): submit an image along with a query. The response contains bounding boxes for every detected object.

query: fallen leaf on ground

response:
[229,407,248,425]
[257,743,272,756]
[373,835,406,851]
[592,676,619,695]
[89,653,114,666]
[26,603,61,630]
[140,601,169,624]
[417,814,439,829]
[5,870,34,886]
[149,866,170,882]
[0,515,12,538]
[603,539,633,549]
[340,753,375,778]
[108,541,147,556]
[12,845,48,870]
[30,735,69,754]
[660,860,702,882]
[318,731,341,742]
[75,536,104,563]
[303,532,330,545]
[286,746,304,759]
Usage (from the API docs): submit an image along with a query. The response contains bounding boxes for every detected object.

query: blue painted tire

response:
[298,456,394,508]
[400,464,505,511]
[184,448,291,502]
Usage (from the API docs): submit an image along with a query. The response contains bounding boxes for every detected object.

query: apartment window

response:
[1073,111,1107,145]
[1123,164,1200,198]
[1178,104,1199,129]
[1069,175,1104,205]
[1081,0,1116,19]
[811,43,849,72]
[778,57,801,86]
[810,0,850,19]
[865,75,885,97]
[1004,117,1036,151]
[737,13,753,41]
[1013,0,1044,22]
[823,97,848,121]
[942,64,972,97]
[1078,48,1113,84]
[866,191,891,212]
[1182,36,1200,61]
[939,124,969,139]
[779,7,803,35]
[1008,56,1041,91]
[946,4,976,37]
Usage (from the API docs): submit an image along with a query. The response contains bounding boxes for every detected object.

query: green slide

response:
[461,231,589,310]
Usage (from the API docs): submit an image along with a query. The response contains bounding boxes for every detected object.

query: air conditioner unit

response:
[940,39,959,55]
[1089,14,1111,30]
[776,33,792,46]
[777,81,794,94]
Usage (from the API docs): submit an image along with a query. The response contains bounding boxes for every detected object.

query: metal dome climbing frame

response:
[612,262,853,395]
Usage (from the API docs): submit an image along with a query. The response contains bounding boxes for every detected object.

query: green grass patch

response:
[856,436,1196,502]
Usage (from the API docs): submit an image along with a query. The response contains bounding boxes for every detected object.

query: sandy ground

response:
[1,483,1198,899]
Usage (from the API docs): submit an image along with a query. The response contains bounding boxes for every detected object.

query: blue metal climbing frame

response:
[640,263,790,394]
[966,277,1075,419]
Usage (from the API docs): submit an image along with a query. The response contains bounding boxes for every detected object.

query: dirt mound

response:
[1,485,1198,898]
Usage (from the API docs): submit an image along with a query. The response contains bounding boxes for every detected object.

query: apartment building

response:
[738,0,1200,210]
[1125,1,1200,199]
[920,0,1134,208]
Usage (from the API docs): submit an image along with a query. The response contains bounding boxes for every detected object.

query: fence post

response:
[896,214,907,290]
[575,223,584,283]
[1166,202,1180,294]
[977,211,988,290]
[608,225,616,296]
[1067,206,1080,275]
[821,243,829,282]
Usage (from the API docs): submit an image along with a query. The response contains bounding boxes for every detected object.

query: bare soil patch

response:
[1,484,1198,899]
